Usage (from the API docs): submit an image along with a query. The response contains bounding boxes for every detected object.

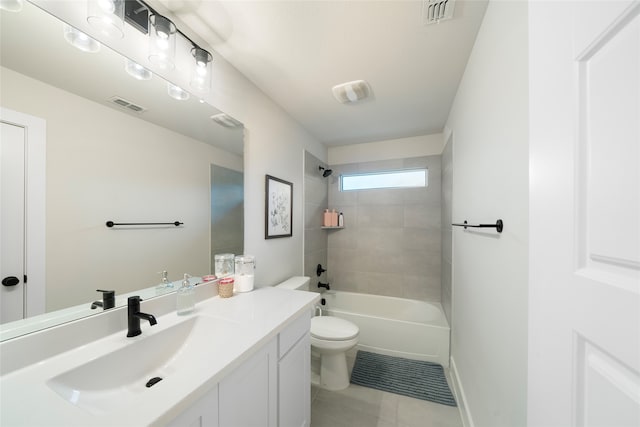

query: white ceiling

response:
[161,0,489,146]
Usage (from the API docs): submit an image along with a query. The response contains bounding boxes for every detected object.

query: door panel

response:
[577,11,640,291]
[573,4,640,426]
[529,1,640,426]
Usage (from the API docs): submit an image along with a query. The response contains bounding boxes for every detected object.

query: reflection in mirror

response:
[211,165,244,257]
[0,2,244,341]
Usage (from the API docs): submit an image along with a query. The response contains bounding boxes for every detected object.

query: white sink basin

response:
[46,315,224,415]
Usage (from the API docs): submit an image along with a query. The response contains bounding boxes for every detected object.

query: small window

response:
[340,169,428,191]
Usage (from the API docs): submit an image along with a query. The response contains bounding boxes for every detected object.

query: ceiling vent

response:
[211,113,242,128]
[332,80,371,104]
[422,0,456,25]
[109,96,146,114]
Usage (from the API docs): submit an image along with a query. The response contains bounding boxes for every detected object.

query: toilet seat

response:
[311,316,359,341]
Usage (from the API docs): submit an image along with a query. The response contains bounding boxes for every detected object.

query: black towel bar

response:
[452,219,503,233]
[106,221,183,228]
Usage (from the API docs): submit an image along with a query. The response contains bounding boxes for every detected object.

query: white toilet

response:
[276,276,359,391]
[310,315,359,390]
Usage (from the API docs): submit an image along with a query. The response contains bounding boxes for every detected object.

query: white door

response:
[0,121,26,323]
[529,1,640,426]
[0,107,46,323]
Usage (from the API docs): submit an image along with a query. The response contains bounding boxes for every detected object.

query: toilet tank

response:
[275,276,310,291]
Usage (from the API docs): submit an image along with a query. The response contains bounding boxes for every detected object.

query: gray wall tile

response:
[441,139,453,324]
[326,155,442,302]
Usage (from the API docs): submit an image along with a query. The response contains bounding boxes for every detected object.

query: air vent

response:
[422,0,456,25]
[108,96,147,114]
[210,113,242,128]
[331,80,371,104]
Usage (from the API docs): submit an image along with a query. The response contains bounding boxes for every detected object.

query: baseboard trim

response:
[450,356,474,427]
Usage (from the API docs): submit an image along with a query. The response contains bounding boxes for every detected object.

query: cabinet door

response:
[278,333,310,427]
[219,339,277,427]
[166,386,219,427]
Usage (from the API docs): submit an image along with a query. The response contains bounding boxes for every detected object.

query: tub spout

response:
[318,281,330,290]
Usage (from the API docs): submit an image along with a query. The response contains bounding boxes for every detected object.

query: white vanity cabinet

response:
[278,311,311,427]
[166,310,312,427]
[219,339,278,427]
[166,386,219,427]
[166,339,278,427]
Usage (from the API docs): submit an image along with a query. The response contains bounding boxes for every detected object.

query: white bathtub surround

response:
[322,291,450,367]
[0,285,319,426]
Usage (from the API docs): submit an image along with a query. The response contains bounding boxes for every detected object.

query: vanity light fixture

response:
[87,0,125,39]
[124,58,152,80]
[148,13,176,70]
[63,24,101,53]
[190,46,213,93]
[167,83,189,101]
[0,0,23,12]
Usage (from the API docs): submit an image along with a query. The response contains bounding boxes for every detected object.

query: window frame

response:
[339,168,428,192]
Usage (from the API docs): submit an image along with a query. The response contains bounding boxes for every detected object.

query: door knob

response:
[2,276,19,287]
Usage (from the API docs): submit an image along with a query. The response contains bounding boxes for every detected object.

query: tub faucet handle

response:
[316,264,326,277]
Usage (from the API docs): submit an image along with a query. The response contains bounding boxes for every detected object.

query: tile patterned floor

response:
[310,349,463,427]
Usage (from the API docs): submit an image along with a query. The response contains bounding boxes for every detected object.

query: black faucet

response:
[127,296,157,337]
[318,281,330,290]
[91,289,115,310]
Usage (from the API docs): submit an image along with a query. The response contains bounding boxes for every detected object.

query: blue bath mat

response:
[350,350,457,406]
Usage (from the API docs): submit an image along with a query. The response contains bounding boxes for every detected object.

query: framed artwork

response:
[265,174,293,239]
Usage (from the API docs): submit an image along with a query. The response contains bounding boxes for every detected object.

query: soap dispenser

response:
[176,273,195,315]
[156,270,172,291]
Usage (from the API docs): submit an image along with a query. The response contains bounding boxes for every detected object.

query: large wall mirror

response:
[0,1,244,340]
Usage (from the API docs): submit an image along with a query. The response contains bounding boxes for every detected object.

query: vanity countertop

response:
[0,287,319,427]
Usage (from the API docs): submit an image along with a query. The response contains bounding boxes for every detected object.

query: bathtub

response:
[320,291,450,367]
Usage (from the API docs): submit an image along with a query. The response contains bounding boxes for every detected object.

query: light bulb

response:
[98,0,115,13]
[87,0,124,39]
[148,14,176,70]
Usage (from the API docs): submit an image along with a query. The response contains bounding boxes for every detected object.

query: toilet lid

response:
[311,316,359,341]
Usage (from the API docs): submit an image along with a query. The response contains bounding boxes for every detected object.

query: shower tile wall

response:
[304,151,328,281]
[441,140,453,324]
[327,156,442,301]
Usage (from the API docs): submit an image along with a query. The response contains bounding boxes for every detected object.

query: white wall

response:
[444,1,529,426]
[328,133,443,165]
[1,67,242,311]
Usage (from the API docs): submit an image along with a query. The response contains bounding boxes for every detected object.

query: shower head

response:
[319,166,333,178]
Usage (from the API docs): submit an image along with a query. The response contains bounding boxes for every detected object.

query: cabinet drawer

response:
[278,311,310,358]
